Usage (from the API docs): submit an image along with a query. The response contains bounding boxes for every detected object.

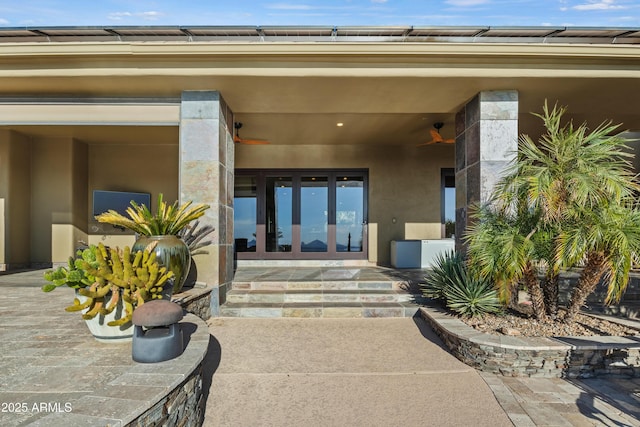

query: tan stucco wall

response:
[87,143,179,239]
[235,143,455,264]
[0,130,31,267]
[0,198,4,268]
[30,137,89,264]
[1,130,178,267]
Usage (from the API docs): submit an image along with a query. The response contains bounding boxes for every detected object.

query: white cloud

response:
[0,18,9,25]
[139,11,162,20]
[266,2,359,11]
[108,11,163,21]
[108,12,132,21]
[573,0,625,10]
[266,3,316,10]
[445,0,491,6]
[371,0,389,3]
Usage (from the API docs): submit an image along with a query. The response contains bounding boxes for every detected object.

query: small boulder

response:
[499,327,521,336]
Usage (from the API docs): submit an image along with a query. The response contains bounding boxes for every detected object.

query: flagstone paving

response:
[1,268,640,426]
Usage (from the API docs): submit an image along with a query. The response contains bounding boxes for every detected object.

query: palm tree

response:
[467,101,640,324]
[466,200,552,321]
[557,202,640,322]
[497,102,638,223]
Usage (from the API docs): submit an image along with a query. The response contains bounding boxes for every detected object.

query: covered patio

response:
[0,25,639,318]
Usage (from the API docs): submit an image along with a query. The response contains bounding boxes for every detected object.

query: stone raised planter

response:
[172,283,214,320]
[419,304,640,378]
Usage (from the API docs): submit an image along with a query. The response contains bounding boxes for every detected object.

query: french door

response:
[234,169,368,260]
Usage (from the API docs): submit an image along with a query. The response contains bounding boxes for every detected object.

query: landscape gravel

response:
[462,308,640,337]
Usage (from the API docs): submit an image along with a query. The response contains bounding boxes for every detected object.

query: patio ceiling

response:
[0,25,638,146]
[3,74,638,147]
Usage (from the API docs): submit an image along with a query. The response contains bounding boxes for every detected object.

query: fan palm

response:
[468,101,640,324]
[465,202,549,320]
[497,102,638,222]
[558,202,640,322]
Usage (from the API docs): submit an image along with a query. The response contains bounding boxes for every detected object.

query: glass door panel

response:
[336,176,364,252]
[233,175,257,252]
[300,176,328,252]
[266,176,292,252]
[234,170,367,259]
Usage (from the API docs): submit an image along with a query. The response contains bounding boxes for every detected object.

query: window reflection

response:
[266,177,292,252]
[234,175,257,252]
[301,176,328,252]
[336,176,364,252]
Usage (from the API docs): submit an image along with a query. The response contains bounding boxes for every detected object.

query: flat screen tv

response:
[93,190,151,217]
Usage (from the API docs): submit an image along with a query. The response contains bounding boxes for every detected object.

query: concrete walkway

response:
[203,317,513,426]
[202,316,640,427]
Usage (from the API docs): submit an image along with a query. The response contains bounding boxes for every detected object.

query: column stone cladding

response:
[180,91,234,316]
[454,90,518,252]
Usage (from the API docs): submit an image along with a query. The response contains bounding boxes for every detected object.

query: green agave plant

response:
[443,276,503,318]
[421,250,465,300]
[95,193,210,236]
[421,250,503,318]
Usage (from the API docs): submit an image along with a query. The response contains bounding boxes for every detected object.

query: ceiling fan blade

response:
[233,122,269,145]
[234,134,269,145]
[429,129,443,141]
[417,140,437,146]
[419,124,455,146]
[240,139,269,145]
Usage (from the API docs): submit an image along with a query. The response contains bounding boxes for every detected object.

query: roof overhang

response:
[0,25,638,146]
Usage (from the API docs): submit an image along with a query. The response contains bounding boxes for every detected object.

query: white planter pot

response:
[76,292,133,343]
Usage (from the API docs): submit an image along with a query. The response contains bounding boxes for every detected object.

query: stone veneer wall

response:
[420,306,640,378]
[173,285,214,320]
[454,91,518,251]
[567,347,640,378]
[126,364,204,427]
[180,91,235,317]
[123,290,213,427]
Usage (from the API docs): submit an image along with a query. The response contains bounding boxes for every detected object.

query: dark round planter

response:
[133,235,191,295]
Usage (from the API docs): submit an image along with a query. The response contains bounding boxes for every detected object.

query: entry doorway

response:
[234,169,368,260]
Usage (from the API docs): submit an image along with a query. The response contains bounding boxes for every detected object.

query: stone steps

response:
[226,289,414,304]
[230,279,406,291]
[222,280,424,318]
[219,301,421,318]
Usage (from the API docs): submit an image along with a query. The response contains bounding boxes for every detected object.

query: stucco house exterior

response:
[0,26,639,315]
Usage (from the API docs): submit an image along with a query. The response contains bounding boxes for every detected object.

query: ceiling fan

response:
[233,122,270,145]
[417,122,455,146]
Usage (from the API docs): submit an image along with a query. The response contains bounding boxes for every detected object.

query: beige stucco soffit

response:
[0,42,637,79]
[0,102,179,125]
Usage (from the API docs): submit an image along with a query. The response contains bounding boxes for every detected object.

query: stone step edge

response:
[227,289,414,294]
[219,302,421,318]
[231,280,410,290]
[226,289,422,303]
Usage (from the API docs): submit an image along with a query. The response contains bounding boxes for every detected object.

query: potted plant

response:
[95,193,209,294]
[43,243,174,342]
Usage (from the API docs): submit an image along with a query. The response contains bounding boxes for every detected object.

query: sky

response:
[0,0,638,28]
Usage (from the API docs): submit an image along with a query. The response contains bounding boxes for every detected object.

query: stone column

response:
[180,91,234,317]
[454,90,518,252]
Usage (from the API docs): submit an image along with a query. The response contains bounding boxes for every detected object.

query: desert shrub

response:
[421,251,464,300]
[443,275,503,318]
[421,251,503,317]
